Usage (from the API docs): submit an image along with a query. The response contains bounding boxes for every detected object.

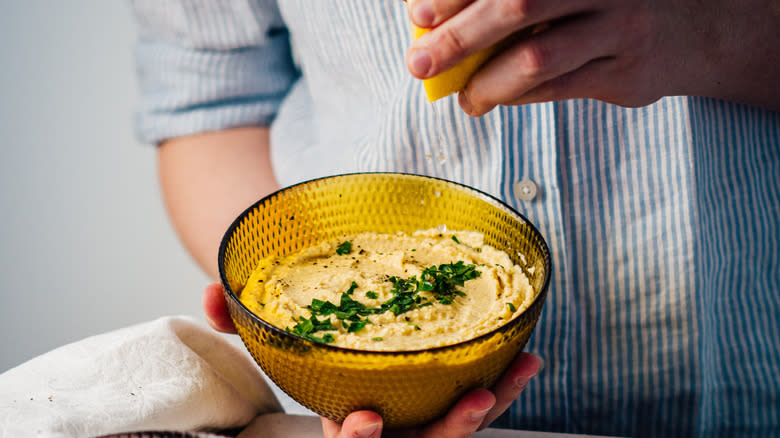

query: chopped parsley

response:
[314,333,335,343]
[451,235,460,244]
[286,261,481,343]
[336,241,352,255]
[345,319,369,333]
[420,261,481,304]
[405,321,421,330]
[506,302,517,312]
[286,314,336,343]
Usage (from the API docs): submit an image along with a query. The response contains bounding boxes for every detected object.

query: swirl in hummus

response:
[240,229,534,351]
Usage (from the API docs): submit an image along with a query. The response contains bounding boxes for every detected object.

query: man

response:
[131,1,780,436]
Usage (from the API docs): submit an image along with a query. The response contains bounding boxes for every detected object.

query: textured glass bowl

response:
[218,173,551,429]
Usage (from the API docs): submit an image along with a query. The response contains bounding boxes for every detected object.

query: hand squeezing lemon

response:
[406,0,547,102]
[411,24,502,101]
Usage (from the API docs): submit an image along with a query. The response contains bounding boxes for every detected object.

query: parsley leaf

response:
[345,319,369,333]
[286,315,336,343]
[336,241,352,255]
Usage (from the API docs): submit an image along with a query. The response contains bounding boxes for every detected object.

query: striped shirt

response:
[130,1,780,437]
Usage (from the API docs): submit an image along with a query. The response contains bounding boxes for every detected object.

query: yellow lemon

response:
[412,25,500,102]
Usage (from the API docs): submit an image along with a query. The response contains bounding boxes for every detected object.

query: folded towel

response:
[0,316,282,438]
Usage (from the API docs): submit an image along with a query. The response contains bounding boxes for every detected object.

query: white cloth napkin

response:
[0,316,282,438]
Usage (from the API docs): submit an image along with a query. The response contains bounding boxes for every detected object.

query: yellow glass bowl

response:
[218,173,551,429]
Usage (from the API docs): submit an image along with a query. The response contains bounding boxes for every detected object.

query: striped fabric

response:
[130,1,780,437]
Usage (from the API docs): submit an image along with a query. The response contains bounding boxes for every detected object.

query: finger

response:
[202,282,237,334]
[503,57,615,105]
[321,411,383,438]
[407,0,591,78]
[408,0,474,29]
[479,353,543,430]
[419,388,495,438]
[321,416,342,437]
[460,13,620,116]
[506,56,654,107]
[503,56,661,108]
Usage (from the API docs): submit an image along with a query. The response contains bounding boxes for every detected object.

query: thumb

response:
[202,282,237,334]
[322,411,383,438]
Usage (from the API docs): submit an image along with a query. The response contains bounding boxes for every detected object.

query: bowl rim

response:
[218,172,552,356]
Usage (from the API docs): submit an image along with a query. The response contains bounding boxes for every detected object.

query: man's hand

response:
[203,283,543,438]
[321,353,541,438]
[405,0,780,114]
[203,282,238,333]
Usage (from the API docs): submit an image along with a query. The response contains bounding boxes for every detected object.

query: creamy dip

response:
[240,229,534,351]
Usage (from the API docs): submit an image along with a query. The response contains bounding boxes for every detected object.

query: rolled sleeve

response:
[130,0,298,144]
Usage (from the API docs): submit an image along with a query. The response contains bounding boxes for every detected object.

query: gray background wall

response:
[0,1,211,372]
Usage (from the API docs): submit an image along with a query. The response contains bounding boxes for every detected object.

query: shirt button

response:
[514,179,538,201]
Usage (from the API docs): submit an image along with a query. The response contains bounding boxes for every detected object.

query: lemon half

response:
[412,25,500,102]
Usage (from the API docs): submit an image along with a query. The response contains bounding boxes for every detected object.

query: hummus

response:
[240,229,534,351]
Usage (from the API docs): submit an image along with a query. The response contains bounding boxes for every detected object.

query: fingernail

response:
[515,357,543,389]
[469,407,492,422]
[513,356,543,388]
[458,92,474,115]
[412,2,435,27]
[408,49,432,77]
[356,422,380,437]
[515,374,533,389]
[535,356,545,375]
